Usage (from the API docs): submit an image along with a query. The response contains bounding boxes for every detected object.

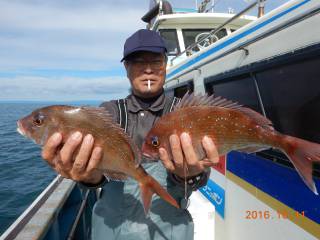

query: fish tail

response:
[139,172,179,214]
[281,135,320,195]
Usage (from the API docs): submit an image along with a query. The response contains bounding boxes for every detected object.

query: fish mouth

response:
[17,120,26,136]
[142,152,158,161]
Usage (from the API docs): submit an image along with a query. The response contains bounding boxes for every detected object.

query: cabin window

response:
[255,57,320,144]
[182,28,227,53]
[164,81,194,98]
[205,76,263,114]
[173,82,194,98]
[255,57,320,176]
[204,58,320,176]
[159,29,180,56]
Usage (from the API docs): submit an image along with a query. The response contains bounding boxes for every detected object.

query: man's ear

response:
[124,61,130,78]
[124,61,129,70]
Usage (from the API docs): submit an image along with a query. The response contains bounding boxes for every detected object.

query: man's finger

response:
[42,132,62,162]
[86,146,103,172]
[159,148,175,172]
[180,132,198,165]
[73,134,94,173]
[169,134,184,168]
[59,132,83,167]
[54,162,70,178]
[202,136,219,163]
[201,158,218,168]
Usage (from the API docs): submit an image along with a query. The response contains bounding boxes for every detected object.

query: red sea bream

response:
[17,105,179,213]
[142,93,320,195]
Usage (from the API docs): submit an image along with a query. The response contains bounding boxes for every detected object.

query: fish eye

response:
[151,136,160,147]
[33,114,44,126]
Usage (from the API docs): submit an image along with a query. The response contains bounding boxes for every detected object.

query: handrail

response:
[67,189,90,240]
[0,175,64,240]
[170,0,262,65]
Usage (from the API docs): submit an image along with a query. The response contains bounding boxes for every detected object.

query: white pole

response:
[196,0,198,10]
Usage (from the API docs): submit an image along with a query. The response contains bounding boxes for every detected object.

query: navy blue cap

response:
[121,29,167,62]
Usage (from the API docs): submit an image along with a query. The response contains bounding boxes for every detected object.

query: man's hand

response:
[159,132,219,178]
[41,132,104,184]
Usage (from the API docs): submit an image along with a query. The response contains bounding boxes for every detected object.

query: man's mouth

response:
[142,79,155,83]
[142,79,156,91]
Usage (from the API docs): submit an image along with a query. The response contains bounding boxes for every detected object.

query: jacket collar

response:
[126,91,166,113]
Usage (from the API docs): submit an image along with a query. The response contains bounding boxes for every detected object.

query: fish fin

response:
[236,107,274,130]
[81,106,142,166]
[122,133,142,167]
[133,141,142,166]
[139,182,153,215]
[237,145,271,154]
[175,92,243,110]
[139,171,179,214]
[282,135,320,195]
[80,106,116,124]
[103,170,128,181]
[175,93,273,129]
[80,106,124,132]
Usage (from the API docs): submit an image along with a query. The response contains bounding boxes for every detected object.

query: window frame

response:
[159,29,181,56]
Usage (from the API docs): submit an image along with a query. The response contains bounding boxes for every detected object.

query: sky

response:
[0,0,288,102]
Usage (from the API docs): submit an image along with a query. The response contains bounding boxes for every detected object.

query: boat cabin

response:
[142,0,256,63]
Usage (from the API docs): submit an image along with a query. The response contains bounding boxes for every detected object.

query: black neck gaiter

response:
[134,91,164,110]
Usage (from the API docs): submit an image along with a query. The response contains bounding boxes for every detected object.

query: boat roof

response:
[152,12,257,30]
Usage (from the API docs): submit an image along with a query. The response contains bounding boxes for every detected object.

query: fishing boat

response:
[1,0,319,239]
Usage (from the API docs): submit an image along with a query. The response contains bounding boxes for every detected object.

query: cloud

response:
[0,0,148,70]
[0,0,145,100]
[0,0,147,31]
[0,0,289,101]
[0,75,131,101]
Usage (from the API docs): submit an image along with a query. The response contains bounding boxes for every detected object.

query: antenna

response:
[243,0,266,18]
[198,0,211,13]
[228,7,234,14]
[258,0,266,17]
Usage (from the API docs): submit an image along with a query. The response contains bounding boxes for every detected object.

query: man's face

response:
[124,51,166,98]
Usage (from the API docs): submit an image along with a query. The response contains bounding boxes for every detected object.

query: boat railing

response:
[0,175,67,240]
[0,175,96,240]
[166,3,320,81]
[66,189,90,240]
[169,0,264,66]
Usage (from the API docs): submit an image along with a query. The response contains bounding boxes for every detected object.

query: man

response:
[42,29,219,240]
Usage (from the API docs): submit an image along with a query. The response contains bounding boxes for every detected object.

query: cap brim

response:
[121,46,167,62]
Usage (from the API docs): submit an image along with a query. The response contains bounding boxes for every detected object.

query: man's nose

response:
[144,63,154,73]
